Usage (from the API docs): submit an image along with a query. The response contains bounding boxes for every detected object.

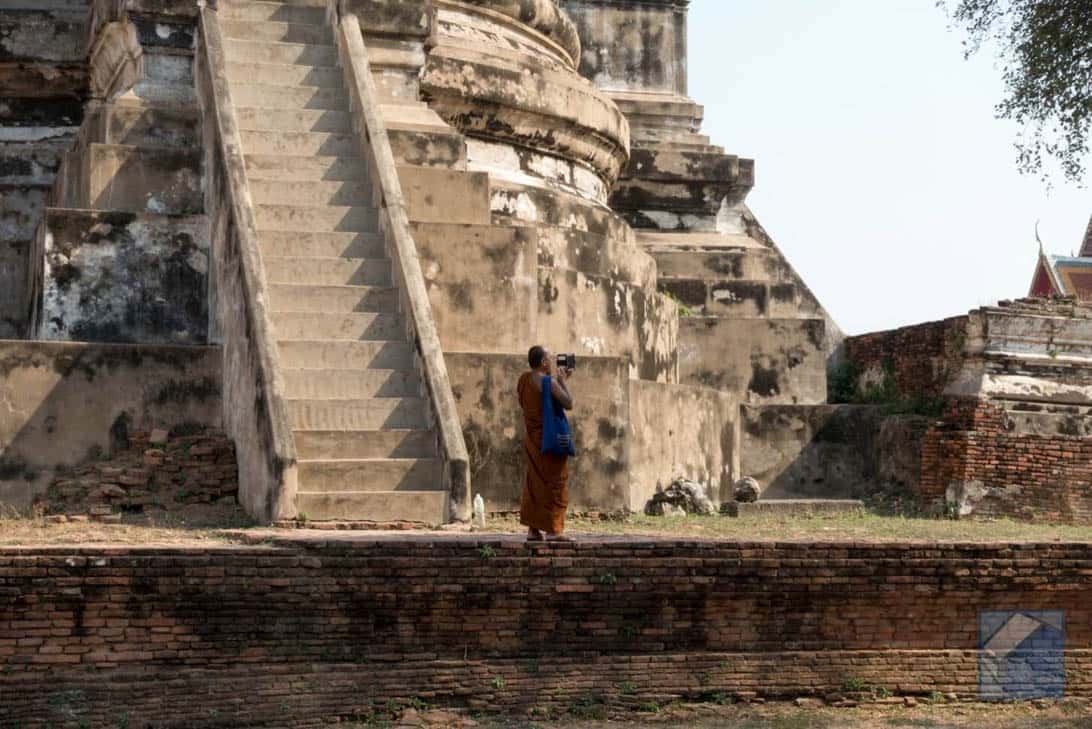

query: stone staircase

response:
[219,0,445,523]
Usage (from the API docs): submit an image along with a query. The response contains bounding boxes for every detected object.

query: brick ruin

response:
[842,297,1092,522]
[3,539,1092,725]
[0,0,1088,526]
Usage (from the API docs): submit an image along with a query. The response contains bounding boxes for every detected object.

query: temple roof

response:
[1030,250,1092,302]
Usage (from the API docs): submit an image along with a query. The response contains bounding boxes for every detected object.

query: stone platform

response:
[2,536,1091,726]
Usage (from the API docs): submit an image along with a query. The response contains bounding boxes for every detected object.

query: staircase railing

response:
[196,4,299,523]
[334,12,472,522]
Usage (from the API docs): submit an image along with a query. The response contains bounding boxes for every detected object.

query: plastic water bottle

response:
[473,494,486,528]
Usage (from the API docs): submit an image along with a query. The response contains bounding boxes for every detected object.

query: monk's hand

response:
[564,367,575,380]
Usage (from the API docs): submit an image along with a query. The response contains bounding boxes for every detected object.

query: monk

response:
[518,345,575,542]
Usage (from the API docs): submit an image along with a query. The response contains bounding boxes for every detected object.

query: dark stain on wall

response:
[748,363,781,399]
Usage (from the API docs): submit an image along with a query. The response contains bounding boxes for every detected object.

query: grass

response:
[4,504,1092,547]
[488,512,1092,543]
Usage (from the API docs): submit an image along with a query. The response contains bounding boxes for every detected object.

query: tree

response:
[941,0,1092,184]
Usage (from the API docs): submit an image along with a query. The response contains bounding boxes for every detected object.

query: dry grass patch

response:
[488,512,1092,543]
[0,506,255,547]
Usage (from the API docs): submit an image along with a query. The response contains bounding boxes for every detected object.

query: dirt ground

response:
[475,700,1092,728]
[5,509,1092,547]
[338,700,1092,729]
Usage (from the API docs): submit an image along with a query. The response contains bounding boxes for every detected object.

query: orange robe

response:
[518,371,570,534]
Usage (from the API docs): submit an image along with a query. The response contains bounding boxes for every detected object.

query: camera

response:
[556,353,577,371]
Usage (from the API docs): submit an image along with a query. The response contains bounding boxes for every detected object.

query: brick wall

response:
[843,316,968,400]
[920,399,1092,522]
[33,427,237,520]
[3,539,1092,726]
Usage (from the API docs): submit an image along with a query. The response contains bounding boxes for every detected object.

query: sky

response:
[687,0,1090,336]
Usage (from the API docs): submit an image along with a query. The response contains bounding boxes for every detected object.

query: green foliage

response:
[478,545,497,559]
[597,573,618,586]
[827,359,944,417]
[491,676,506,690]
[637,701,661,713]
[844,676,868,692]
[941,0,1092,183]
[944,501,962,520]
[617,680,638,695]
[567,694,607,720]
[115,713,129,729]
[659,289,694,318]
[827,360,862,404]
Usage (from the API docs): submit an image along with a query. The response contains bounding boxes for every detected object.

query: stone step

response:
[220,1,328,24]
[236,108,353,134]
[265,255,390,287]
[298,458,441,492]
[223,39,338,67]
[254,204,379,233]
[277,340,413,369]
[721,499,866,518]
[273,311,402,341]
[296,491,447,524]
[653,248,793,283]
[246,154,367,181]
[287,398,428,429]
[258,230,384,258]
[230,83,348,111]
[220,19,332,45]
[240,130,360,157]
[294,429,436,460]
[249,179,372,206]
[367,40,427,71]
[227,61,343,89]
[658,279,819,319]
[269,283,398,313]
[283,368,420,399]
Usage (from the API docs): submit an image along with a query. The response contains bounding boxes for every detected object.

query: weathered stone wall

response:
[564,0,688,96]
[0,2,88,338]
[3,539,1092,726]
[26,0,208,345]
[741,405,929,500]
[447,353,736,513]
[449,353,631,513]
[843,316,968,401]
[921,398,1092,522]
[0,341,221,511]
[31,210,210,344]
[626,379,737,506]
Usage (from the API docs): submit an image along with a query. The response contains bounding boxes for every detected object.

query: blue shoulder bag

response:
[540,375,576,457]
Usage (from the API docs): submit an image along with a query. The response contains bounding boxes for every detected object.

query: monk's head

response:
[528,345,550,373]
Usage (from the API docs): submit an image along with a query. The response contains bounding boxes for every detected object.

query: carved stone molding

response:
[421,0,629,197]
